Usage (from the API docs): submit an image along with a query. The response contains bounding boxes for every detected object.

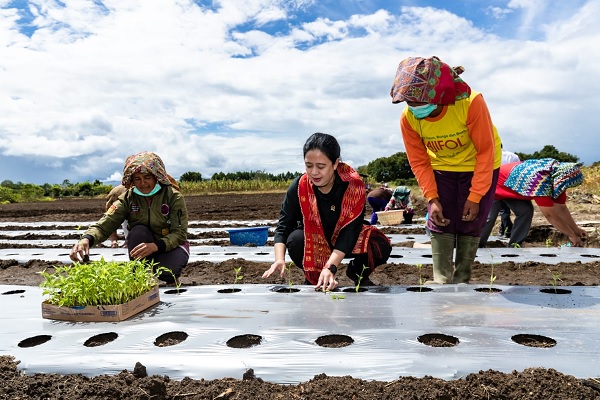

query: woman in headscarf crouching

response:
[70,151,189,283]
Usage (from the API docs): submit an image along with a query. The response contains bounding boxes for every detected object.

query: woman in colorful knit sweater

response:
[390,56,502,284]
[479,159,586,247]
[262,133,392,291]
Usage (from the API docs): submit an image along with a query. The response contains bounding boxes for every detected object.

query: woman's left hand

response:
[462,200,479,222]
[130,242,158,259]
[316,268,338,291]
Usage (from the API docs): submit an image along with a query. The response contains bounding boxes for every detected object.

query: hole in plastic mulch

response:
[164,288,187,295]
[474,287,503,293]
[315,334,354,348]
[512,334,556,348]
[2,289,26,295]
[154,331,188,347]
[406,286,434,292]
[274,287,301,293]
[539,288,572,295]
[218,288,242,294]
[84,332,118,347]
[417,333,459,348]
[226,334,263,348]
[19,335,52,348]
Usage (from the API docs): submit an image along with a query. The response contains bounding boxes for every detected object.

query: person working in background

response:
[384,186,415,224]
[262,132,392,290]
[390,55,502,284]
[366,184,393,225]
[497,148,521,238]
[70,151,190,283]
[479,158,586,247]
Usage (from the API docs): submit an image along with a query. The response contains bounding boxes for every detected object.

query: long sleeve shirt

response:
[83,185,188,253]
[400,91,502,203]
[274,173,364,256]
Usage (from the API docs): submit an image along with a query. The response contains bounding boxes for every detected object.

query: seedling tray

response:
[41,286,160,322]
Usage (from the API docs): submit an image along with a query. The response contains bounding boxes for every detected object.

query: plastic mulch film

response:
[1,284,600,384]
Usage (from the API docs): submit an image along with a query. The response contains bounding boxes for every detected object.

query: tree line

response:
[0,145,584,203]
[359,145,580,184]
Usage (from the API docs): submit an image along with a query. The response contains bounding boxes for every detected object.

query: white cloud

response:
[0,0,598,185]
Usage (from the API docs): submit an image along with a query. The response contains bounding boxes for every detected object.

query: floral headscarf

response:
[390,56,471,104]
[121,151,180,190]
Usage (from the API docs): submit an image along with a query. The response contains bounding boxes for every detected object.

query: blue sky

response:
[1,0,597,185]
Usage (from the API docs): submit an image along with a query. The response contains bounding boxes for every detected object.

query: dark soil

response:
[1,193,600,399]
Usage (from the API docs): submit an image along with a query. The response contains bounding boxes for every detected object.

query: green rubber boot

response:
[428,232,455,284]
[454,235,480,283]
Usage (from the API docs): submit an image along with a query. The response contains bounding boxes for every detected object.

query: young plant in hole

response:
[415,263,424,292]
[489,255,497,292]
[545,238,553,248]
[548,268,562,293]
[232,266,244,290]
[285,261,294,289]
[511,243,521,249]
[354,264,369,293]
[39,258,170,307]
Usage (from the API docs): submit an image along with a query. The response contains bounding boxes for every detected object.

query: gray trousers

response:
[479,199,534,247]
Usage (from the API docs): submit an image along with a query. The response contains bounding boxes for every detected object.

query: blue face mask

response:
[133,183,162,197]
[408,103,437,119]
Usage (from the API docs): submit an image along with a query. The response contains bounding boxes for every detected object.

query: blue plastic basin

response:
[227,226,269,246]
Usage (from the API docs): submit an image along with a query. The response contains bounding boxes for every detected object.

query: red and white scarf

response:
[298,162,385,284]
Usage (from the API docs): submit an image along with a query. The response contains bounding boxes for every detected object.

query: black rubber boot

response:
[402,212,414,224]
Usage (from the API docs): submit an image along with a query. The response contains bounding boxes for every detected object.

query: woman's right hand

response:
[262,260,287,279]
[70,238,90,263]
[429,199,450,227]
[568,233,584,247]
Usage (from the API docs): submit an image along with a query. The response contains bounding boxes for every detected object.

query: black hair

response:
[303,132,341,163]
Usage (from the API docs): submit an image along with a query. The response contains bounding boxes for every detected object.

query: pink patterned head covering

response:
[390,56,471,104]
[121,151,179,190]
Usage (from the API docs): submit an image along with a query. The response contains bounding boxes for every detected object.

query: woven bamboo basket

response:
[375,210,404,225]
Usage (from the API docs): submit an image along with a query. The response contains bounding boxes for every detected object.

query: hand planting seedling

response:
[548,268,562,293]
[39,258,170,307]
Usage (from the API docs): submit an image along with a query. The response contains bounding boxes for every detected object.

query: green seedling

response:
[548,269,562,293]
[39,258,171,307]
[285,261,294,289]
[354,264,369,293]
[415,263,424,292]
[331,294,345,300]
[545,238,553,248]
[233,266,244,290]
[489,255,497,292]
[511,243,521,249]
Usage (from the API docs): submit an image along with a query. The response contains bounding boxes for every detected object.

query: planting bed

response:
[1,193,600,399]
